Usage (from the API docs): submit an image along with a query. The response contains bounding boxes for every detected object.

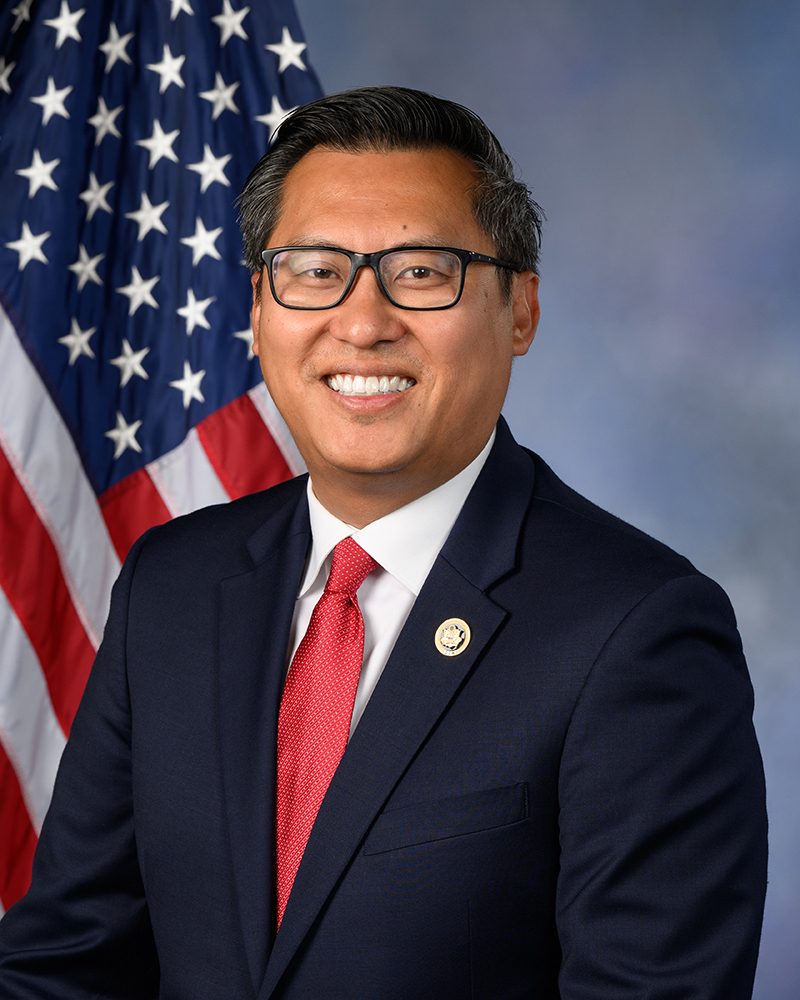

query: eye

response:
[402,265,436,280]
[275,250,350,283]
[385,251,460,287]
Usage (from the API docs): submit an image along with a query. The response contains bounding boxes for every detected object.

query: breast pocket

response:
[362,782,529,856]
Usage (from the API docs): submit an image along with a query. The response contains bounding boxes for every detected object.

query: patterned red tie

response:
[275,537,378,927]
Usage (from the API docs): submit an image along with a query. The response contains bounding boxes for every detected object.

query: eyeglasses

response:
[259,245,521,311]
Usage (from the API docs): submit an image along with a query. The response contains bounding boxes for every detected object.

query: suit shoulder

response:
[495,449,742,677]
[130,474,308,574]
[525,449,699,587]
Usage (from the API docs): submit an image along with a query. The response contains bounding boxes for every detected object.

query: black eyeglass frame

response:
[258,245,522,311]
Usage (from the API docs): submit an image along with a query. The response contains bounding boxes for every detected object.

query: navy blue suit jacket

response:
[0,419,767,998]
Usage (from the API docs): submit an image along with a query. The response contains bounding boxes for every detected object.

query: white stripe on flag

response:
[147,427,231,518]
[0,305,119,647]
[0,588,66,834]
[248,382,306,477]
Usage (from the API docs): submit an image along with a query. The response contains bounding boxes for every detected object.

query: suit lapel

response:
[260,419,536,998]
[217,489,311,996]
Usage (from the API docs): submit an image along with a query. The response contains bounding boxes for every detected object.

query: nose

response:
[326,264,406,348]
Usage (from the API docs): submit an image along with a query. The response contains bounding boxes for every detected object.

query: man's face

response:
[251,146,539,519]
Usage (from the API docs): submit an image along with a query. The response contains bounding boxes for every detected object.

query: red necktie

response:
[275,537,378,927]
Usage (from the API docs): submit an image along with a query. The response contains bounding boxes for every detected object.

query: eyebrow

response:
[277,235,456,251]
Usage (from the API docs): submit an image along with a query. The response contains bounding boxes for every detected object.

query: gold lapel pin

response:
[434,618,471,657]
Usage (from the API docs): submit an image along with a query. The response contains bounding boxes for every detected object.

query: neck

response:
[307,430,497,528]
[309,471,442,529]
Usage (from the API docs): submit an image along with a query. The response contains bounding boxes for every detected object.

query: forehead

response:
[270,146,493,252]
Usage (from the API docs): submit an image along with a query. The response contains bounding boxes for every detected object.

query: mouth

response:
[326,373,416,396]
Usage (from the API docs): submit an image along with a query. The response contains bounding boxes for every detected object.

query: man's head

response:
[239,86,543,298]
[242,88,542,526]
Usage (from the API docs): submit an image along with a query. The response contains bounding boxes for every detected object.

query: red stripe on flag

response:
[0,741,38,911]
[0,447,95,734]
[196,393,293,499]
[99,468,172,563]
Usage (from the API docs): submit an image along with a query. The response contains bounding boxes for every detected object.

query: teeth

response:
[326,374,414,396]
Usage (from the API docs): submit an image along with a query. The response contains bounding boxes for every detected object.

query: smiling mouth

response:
[326,374,416,396]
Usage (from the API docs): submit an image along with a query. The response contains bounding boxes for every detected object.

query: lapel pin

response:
[434,618,471,657]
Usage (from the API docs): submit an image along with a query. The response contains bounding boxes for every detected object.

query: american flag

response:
[0,0,321,914]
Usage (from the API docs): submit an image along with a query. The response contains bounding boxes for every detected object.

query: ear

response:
[250,271,261,357]
[510,272,540,356]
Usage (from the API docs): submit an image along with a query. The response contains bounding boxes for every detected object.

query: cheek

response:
[439,314,509,376]
[452,325,514,407]
[256,312,292,366]
[256,322,323,414]
[254,326,289,395]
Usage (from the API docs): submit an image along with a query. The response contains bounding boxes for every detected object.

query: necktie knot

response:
[324,537,378,596]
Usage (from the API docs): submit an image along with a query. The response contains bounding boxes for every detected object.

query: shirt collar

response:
[300,428,496,598]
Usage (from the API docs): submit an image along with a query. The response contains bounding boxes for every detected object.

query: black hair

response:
[238,86,543,297]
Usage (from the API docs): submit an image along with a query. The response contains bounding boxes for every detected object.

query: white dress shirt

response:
[286,429,496,736]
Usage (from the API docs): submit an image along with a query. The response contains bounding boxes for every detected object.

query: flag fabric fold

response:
[0,0,321,913]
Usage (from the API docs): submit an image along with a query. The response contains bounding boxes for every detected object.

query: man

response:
[0,87,766,998]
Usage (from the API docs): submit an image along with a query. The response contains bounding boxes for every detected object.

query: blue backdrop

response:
[293,1,800,995]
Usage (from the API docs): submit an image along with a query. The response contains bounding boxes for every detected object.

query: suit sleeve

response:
[556,573,767,999]
[0,532,159,999]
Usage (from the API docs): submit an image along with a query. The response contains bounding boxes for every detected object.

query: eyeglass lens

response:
[270,249,463,308]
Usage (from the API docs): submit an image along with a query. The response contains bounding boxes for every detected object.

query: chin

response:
[311,438,414,477]
[327,455,410,478]
[316,429,414,475]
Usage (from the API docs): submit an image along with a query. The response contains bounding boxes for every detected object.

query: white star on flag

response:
[10,0,33,34]
[146,44,186,93]
[43,1,85,50]
[67,244,104,290]
[169,0,194,20]
[255,95,297,140]
[199,72,240,120]
[125,192,170,241]
[110,340,150,387]
[99,22,134,72]
[105,411,143,459]
[16,149,60,198]
[79,172,114,220]
[136,119,180,169]
[212,0,250,45]
[266,26,306,73]
[117,266,160,315]
[57,318,96,364]
[30,76,73,126]
[187,144,231,193]
[88,96,123,146]
[180,217,223,266]
[0,58,16,95]
[169,360,206,409]
[233,328,255,360]
[5,222,50,270]
[177,288,215,335]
